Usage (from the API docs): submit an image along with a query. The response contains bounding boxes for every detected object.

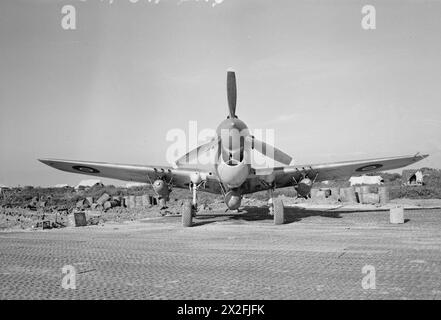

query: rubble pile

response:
[0,190,192,230]
[74,193,163,211]
[309,186,390,205]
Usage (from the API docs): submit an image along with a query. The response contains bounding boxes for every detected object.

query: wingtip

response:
[414,153,429,161]
[417,153,429,158]
[38,158,56,166]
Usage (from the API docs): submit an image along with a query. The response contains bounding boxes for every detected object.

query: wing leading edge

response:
[253,153,429,190]
[40,153,428,194]
[38,158,222,193]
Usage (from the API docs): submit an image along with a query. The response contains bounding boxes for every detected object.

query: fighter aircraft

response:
[39,70,428,226]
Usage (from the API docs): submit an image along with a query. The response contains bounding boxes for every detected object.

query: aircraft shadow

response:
[235,206,343,224]
[190,205,412,226]
[193,205,349,226]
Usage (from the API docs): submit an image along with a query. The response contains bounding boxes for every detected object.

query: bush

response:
[390,185,441,199]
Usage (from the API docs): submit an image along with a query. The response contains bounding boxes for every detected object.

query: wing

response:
[246,154,428,193]
[39,158,223,194]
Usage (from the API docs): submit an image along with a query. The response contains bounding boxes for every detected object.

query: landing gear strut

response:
[192,182,198,209]
[267,189,274,215]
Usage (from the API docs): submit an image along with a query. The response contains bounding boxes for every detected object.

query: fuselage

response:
[215,117,251,190]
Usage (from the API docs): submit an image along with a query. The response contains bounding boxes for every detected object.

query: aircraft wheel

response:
[182,200,193,227]
[273,198,285,225]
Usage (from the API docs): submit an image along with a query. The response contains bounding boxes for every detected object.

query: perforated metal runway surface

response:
[1,208,441,299]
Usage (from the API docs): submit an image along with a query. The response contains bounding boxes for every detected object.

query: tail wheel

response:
[182,200,193,227]
[273,198,285,225]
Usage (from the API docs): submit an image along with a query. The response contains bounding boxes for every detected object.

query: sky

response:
[1,0,440,187]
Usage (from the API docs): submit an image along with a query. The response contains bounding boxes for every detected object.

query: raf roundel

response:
[355,164,383,172]
[72,165,100,174]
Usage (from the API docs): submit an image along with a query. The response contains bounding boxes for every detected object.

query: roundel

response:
[72,165,100,174]
[355,164,383,172]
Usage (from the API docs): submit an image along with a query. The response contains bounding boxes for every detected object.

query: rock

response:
[111,196,121,206]
[96,193,110,206]
[91,203,103,211]
[103,201,112,210]
[84,197,94,207]
[76,199,85,209]
[103,200,118,211]
[85,210,101,225]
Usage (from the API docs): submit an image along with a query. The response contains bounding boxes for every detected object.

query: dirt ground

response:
[1,197,441,231]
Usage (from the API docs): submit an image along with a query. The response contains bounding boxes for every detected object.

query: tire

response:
[273,198,285,225]
[182,200,193,227]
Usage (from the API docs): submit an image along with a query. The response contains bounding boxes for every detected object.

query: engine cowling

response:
[152,179,170,199]
[224,190,242,210]
[216,157,250,188]
[296,178,313,198]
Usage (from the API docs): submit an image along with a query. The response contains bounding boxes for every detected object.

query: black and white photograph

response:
[1,0,441,307]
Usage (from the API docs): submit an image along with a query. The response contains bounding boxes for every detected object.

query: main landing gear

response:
[181,182,200,227]
[181,184,286,227]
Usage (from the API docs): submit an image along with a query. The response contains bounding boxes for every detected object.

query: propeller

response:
[175,137,220,166]
[245,135,293,166]
[175,69,293,167]
[227,69,237,118]
[226,69,292,165]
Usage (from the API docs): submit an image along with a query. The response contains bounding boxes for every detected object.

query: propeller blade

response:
[175,137,220,166]
[247,136,293,165]
[227,69,237,118]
